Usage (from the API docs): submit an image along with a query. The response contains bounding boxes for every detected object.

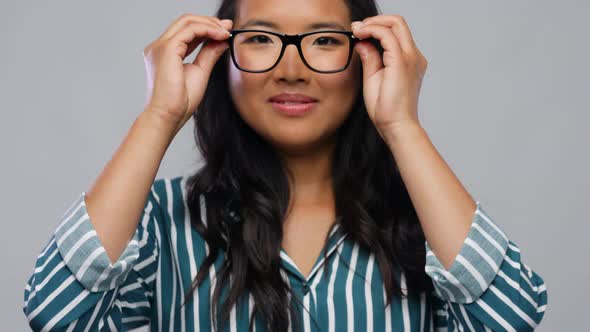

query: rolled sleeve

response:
[54,192,142,292]
[424,201,510,304]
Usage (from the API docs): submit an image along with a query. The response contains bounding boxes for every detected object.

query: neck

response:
[277,139,336,208]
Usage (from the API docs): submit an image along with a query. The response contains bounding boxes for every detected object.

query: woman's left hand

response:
[352,15,428,141]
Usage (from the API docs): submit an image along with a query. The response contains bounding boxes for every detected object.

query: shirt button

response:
[302,282,310,295]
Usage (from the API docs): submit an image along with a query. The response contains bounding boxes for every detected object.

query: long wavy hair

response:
[183,0,434,331]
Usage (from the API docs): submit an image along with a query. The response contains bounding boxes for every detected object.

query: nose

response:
[271,44,310,84]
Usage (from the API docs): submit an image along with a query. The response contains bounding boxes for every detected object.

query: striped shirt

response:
[23,175,548,331]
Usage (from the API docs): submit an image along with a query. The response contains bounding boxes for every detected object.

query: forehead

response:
[234,0,351,32]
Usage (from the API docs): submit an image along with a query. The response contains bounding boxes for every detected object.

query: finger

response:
[169,22,231,53]
[353,40,382,81]
[361,15,417,55]
[352,23,403,64]
[161,15,224,40]
[162,19,224,53]
[184,20,233,57]
[160,14,225,40]
[219,19,233,31]
[191,39,229,73]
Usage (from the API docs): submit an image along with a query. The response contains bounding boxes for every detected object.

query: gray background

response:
[1,1,587,330]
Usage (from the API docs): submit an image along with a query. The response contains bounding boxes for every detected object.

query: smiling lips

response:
[269,93,318,103]
[268,93,319,116]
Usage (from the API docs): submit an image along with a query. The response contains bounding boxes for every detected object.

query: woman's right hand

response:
[142,14,233,133]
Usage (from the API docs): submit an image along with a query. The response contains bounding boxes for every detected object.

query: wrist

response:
[141,106,183,136]
[382,120,426,149]
[138,108,181,140]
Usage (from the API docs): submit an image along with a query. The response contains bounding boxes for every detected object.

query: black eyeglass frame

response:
[227,29,359,74]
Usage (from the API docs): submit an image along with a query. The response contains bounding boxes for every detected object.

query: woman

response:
[23,0,548,331]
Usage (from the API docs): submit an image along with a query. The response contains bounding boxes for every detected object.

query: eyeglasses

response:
[227,29,358,74]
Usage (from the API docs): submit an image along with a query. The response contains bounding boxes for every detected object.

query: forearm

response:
[85,109,177,263]
[384,122,477,270]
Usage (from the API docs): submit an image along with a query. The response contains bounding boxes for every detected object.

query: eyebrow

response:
[239,19,347,31]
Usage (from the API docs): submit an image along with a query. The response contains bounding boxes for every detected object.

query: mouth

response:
[269,100,318,116]
[268,93,319,116]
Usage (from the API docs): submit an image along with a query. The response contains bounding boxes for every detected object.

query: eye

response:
[313,36,343,46]
[244,34,274,44]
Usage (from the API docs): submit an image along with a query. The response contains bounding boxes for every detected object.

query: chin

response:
[263,125,337,154]
[267,129,317,148]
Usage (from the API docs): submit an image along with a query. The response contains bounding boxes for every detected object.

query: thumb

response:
[354,41,383,82]
[191,39,229,74]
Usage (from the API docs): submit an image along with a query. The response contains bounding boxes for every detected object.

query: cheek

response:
[228,64,271,133]
[318,65,360,110]
[229,65,252,102]
[228,65,268,111]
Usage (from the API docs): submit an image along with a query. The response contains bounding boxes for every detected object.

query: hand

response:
[142,14,233,132]
[351,15,428,141]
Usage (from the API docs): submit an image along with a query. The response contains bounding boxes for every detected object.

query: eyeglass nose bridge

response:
[273,35,309,63]
[281,34,303,46]
[275,34,313,69]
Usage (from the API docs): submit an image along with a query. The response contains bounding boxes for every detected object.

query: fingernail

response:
[352,21,363,30]
[220,19,232,29]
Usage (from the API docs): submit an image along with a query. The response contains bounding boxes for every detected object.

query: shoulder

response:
[146,174,206,238]
[149,174,188,208]
[139,175,215,270]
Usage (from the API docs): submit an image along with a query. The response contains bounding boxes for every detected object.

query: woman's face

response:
[228,0,361,154]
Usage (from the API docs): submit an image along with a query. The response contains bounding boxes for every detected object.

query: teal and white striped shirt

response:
[24,175,548,331]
